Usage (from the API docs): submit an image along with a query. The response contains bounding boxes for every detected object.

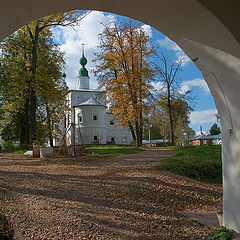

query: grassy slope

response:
[157,146,222,183]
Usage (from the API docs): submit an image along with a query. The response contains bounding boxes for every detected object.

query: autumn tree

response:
[94,20,155,146]
[0,31,31,143]
[26,10,91,144]
[156,53,192,145]
[0,24,68,146]
[147,98,194,145]
[0,10,89,145]
[34,36,68,146]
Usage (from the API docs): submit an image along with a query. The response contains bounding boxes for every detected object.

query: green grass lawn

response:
[156,145,222,183]
[86,145,143,160]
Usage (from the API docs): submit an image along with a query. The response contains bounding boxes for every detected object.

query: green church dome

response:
[80,55,87,66]
[78,44,89,78]
[79,67,89,77]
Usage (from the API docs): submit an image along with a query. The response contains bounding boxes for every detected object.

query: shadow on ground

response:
[0,150,222,240]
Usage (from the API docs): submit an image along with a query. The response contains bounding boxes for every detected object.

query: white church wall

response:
[105,128,133,145]
[78,76,89,89]
[56,56,132,146]
[52,116,66,147]
[74,105,107,144]
[69,90,105,108]
[105,113,133,145]
[56,91,133,146]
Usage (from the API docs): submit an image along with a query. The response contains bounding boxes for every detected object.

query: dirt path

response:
[0,149,222,240]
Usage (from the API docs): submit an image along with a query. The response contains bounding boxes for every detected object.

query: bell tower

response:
[78,43,90,90]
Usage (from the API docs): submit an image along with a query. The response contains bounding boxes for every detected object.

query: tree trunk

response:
[20,52,30,147]
[29,27,39,144]
[167,85,175,145]
[129,122,136,141]
[139,118,143,147]
[46,102,53,147]
[20,99,30,147]
[29,88,37,144]
[135,121,141,147]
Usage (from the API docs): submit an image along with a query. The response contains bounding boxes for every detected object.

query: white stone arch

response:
[1,0,240,232]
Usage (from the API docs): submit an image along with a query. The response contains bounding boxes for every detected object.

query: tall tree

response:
[94,20,155,146]
[156,53,192,145]
[0,25,68,146]
[34,36,68,146]
[210,123,221,135]
[149,98,193,144]
[24,10,89,144]
[0,10,89,145]
[0,31,31,143]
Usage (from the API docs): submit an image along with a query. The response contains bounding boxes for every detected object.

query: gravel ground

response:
[0,149,222,240]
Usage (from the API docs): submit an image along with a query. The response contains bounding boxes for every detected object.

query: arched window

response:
[92,112,98,121]
[78,113,83,123]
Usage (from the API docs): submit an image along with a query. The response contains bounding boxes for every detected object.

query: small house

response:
[189,134,221,146]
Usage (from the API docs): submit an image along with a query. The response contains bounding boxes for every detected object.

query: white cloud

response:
[157,37,180,52]
[190,109,218,125]
[150,81,165,92]
[52,11,115,90]
[180,78,210,94]
[195,130,210,136]
[141,24,152,38]
[157,37,190,65]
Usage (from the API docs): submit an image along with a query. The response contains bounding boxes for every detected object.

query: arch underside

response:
[1,0,240,233]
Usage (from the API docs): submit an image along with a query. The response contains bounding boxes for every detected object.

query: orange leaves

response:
[95,20,155,131]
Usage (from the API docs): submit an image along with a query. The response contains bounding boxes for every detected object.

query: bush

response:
[208,226,234,240]
[208,139,213,146]
[1,141,16,152]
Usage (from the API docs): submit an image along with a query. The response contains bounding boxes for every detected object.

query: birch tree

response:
[156,53,192,145]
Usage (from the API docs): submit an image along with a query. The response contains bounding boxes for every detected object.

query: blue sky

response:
[52,11,219,134]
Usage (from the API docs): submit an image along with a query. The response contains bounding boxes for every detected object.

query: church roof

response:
[78,44,89,78]
[77,97,107,107]
[79,67,89,78]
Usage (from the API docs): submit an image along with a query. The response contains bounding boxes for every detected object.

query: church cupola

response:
[78,44,90,89]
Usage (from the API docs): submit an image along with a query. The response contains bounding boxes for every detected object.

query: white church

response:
[58,47,133,146]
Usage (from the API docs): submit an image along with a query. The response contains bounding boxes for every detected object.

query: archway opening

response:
[1,0,240,235]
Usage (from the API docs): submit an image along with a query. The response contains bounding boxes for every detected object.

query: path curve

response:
[0,149,222,239]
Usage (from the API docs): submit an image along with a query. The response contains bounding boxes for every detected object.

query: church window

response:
[93,115,97,121]
[110,120,114,125]
[111,137,115,142]
[78,114,83,123]
[94,135,98,141]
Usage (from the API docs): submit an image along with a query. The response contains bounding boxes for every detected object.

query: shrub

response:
[1,141,16,152]
[208,226,234,240]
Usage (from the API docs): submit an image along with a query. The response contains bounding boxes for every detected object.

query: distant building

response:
[189,134,221,146]
[55,46,133,146]
[142,139,169,147]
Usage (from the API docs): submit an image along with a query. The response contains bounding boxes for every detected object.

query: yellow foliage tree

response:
[95,20,155,146]
[19,10,90,145]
